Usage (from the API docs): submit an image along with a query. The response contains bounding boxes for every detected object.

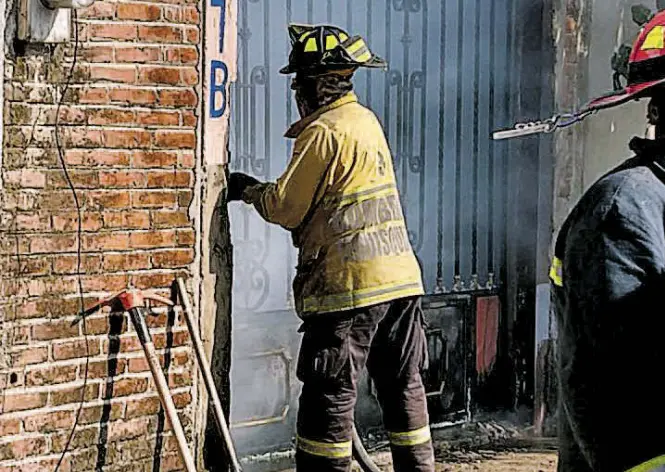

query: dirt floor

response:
[277,450,558,471]
[267,421,559,472]
[348,449,558,472]
[434,451,557,471]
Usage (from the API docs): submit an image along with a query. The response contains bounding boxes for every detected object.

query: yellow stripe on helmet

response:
[298,32,310,42]
[356,51,372,63]
[304,37,318,52]
[326,35,340,50]
[345,38,367,54]
[642,25,665,50]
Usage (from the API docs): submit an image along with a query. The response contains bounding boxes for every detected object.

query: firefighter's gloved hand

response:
[227,172,261,202]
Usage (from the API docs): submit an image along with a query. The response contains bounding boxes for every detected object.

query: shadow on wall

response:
[204,185,234,472]
[151,302,178,472]
[89,308,180,471]
[95,314,124,471]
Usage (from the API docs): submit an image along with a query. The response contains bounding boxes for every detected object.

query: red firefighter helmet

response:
[586,9,665,112]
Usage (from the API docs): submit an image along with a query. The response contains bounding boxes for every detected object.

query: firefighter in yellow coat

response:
[228,24,436,472]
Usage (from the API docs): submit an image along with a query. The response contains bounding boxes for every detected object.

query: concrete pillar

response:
[552,0,592,230]
[195,0,238,470]
[533,0,593,436]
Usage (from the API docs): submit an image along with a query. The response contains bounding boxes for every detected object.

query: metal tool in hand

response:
[492,111,594,140]
[74,290,198,472]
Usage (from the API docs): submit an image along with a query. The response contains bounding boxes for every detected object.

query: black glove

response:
[227,172,261,201]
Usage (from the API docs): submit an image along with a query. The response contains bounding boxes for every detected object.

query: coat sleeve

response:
[245,123,335,230]
[559,189,665,470]
[564,183,665,305]
[594,202,665,303]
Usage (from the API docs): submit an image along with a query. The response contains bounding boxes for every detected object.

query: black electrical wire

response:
[54,11,90,472]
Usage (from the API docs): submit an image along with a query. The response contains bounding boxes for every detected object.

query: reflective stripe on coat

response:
[245,93,424,315]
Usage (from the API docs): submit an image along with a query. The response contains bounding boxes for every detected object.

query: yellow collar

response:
[285,93,358,138]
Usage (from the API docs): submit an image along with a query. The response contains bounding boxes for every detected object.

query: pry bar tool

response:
[492,111,594,140]
[174,277,380,472]
[175,278,243,472]
[74,290,198,472]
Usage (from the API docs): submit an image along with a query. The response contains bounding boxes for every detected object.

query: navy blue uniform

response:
[552,140,665,472]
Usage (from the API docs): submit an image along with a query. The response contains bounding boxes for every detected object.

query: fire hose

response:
[352,426,382,472]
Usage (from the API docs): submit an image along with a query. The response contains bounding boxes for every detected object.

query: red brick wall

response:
[0,1,202,470]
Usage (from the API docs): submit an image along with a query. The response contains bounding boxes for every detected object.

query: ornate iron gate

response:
[229,0,520,310]
[227,0,552,456]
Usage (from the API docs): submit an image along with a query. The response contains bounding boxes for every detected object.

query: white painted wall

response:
[193,0,238,468]
[0,0,6,191]
[583,0,653,189]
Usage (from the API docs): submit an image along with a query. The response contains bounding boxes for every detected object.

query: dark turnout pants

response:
[295,296,436,472]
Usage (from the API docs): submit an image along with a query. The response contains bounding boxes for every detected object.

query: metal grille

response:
[229,0,517,313]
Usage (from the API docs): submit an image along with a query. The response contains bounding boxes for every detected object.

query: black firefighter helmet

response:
[280,24,388,76]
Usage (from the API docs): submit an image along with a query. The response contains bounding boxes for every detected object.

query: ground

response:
[438,451,557,471]
[268,422,559,472]
[353,450,557,472]
[277,450,558,471]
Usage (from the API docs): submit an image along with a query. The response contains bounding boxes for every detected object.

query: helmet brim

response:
[280,64,295,75]
[279,56,387,76]
[583,78,665,113]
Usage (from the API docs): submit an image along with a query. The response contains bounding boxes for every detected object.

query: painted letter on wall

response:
[210,60,228,119]
[210,0,226,53]
[204,0,236,165]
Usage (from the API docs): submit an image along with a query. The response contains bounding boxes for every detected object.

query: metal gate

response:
[228,0,522,308]
[227,0,553,456]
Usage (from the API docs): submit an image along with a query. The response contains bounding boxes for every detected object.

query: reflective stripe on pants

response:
[388,426,432,447]
[295,296,436,472]
[296,435,352,459]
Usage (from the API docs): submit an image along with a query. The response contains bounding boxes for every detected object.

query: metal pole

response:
[128,307,198,472]
[176,278,243,472]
